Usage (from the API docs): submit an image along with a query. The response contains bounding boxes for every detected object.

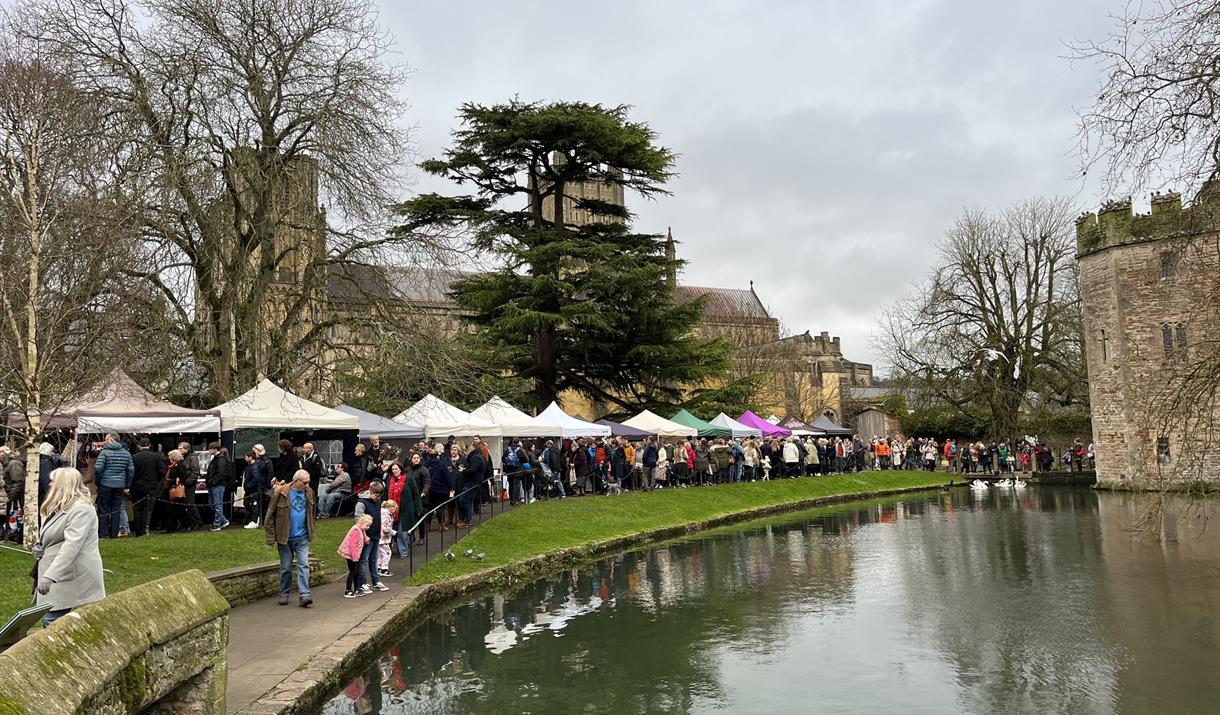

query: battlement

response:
[1076,180,1220,256]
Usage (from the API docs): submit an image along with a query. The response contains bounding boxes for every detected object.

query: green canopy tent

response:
[670,409,732,438]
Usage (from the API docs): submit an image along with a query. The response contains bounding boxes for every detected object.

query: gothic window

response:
[1162,324,1174,355]
[1156,436,1171,464]
[1159,251,1178,279]
[1099,329,1108,362]
[1175,323,1187,354]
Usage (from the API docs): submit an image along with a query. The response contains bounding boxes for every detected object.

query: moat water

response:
[317,487,1219,714]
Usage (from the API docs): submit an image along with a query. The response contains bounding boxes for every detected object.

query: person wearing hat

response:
[130,438,166,536]
[244,444,273,529]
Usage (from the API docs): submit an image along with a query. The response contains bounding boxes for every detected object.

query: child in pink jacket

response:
[339,514,373,598]
[378,500,398,577]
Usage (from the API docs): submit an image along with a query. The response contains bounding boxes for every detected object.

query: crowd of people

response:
[0,428,1095,616]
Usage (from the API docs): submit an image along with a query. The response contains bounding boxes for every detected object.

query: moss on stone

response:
[0,697,26,715]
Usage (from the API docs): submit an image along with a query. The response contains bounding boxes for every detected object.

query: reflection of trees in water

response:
[896,488,1123,713]
[324,501,906,714]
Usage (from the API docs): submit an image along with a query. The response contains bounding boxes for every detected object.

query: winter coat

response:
[337,524,366,561]
[94,442,134,489]
[406,462,430,497]
[247,456,273,492]
[353,490,382,533]
[610,446,627,480]
[573,448,590,478]
[642,444,658,468]
[463,450,487,490]
[782,441,800,464]
[395,474,423,532]
[428,459,454,497]
[274,452,301,484]
[265,485,315,545]
[131,450,166,494]
[36,501,106,611]
[3,456,25,503]
[205,452,234,489]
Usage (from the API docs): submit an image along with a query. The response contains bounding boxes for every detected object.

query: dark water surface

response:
[318,487,1220,714]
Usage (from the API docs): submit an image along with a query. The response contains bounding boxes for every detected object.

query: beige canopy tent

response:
[622,409,698,438]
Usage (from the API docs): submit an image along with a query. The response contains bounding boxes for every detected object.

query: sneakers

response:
[278,595,290,606]
[244,522,259,529]
[360,584,372,593]
[221,520,230,529]
[209,525,223,532]
[373,582,390,592]
[299,596,313,608]
[377,569,393,577]
[343,591,357,598]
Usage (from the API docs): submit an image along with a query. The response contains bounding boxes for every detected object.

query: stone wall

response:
[0,570,230,715]
[209,558,328,608]
[1077,187,1220,485]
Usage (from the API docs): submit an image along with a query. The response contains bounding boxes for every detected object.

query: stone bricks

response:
[1078,188,1220,485]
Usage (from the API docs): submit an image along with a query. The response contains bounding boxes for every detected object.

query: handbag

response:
[169,483,186,501]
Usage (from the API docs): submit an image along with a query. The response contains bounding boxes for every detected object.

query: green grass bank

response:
[0,519,355,621]
[408,471,954,585]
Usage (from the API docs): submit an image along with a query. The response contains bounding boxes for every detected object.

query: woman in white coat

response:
[35,467,106,627]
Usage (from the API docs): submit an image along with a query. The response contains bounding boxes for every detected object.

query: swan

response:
[970,479,989,490]
[995,478,1013,488]
[1012,476,1027,490]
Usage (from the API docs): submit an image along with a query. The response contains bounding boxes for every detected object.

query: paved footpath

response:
[225,500,520,714]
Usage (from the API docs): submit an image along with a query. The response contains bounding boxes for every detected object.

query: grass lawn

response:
[0,518,355,623]
[407,470,953,585]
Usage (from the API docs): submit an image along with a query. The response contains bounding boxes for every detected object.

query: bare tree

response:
[0,9,137,546]
[1071,0,1220,195]
[31,0,420,402]
[877,197,1087,441]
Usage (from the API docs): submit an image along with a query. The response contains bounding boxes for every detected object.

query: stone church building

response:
[1076,182,1220,485]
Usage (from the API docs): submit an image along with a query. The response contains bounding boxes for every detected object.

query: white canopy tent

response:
[392,394,503,439]
[472,396,562,437]
[537,402,612,438]
[622,409,698,438]
[215,379,359,432]
[334,404,424,440]
[710,413,763,439]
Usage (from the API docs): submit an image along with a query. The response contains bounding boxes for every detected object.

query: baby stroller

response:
[537,463,566,499]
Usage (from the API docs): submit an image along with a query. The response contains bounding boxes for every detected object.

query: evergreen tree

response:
[395,100,730,410]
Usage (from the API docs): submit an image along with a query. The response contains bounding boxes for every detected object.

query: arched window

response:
[1162,324,1174,355]
[1100,329,1108,362]
[1175,323,1187,354]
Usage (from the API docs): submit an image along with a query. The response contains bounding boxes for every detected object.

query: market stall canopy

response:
[810,414,854,436]
[710,413,763,439]
[472,396,562,437]
[392,394,502,438]
[216,379,359,432]
[779,415,822,436]
[737,410,791,438]
[10,370,221,433]
[670,409,731,438]
[594,418,653,439]
[537,402,612,438]
[622,409,698,438]
[334,404,424,440]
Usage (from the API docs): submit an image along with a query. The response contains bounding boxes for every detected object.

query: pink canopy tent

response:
[737,410,791,438]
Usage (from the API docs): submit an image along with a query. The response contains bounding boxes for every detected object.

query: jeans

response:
[277,538,311,597]
[42,608,71,627]
[361,539,380,586]
[319,489,349,516]
[458,489,476,523]
[643,466,656,489]
[395,513,410,557]
[209,486,227,527]
[97,486,125,539]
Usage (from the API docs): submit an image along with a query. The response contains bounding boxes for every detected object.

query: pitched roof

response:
[674,285,772,322]
[329,265,775,323]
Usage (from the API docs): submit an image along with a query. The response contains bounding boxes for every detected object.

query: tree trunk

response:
[22,196,42,549]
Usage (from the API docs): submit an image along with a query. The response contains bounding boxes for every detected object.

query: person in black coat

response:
[460,447,486,527]
[205,442,234,531]
[163,451,198,533]
[274,439,300,485]
[130,439,166,536]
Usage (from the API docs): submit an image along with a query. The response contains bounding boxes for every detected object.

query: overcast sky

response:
[379,0,1120,371]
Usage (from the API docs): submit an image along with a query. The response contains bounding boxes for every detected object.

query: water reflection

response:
[319,488,1219,715]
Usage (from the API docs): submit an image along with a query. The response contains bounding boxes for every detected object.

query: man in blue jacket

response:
[94,433,134,539]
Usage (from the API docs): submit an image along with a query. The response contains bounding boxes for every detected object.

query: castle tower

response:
[1076,182,1220,485]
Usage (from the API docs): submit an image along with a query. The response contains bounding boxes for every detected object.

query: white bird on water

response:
[1012,477,1027,490]
[971,479,989,490]
[995,478,1014,488]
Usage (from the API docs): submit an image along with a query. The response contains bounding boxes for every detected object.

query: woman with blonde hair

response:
[34,467,105,626]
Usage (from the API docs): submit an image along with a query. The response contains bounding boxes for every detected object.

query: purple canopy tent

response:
[595,418,653,439]
[737,410,791,438]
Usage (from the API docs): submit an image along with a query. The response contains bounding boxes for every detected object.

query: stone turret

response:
[1076,181,1220,256]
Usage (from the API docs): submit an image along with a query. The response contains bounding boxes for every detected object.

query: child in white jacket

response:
[378,500,397,577]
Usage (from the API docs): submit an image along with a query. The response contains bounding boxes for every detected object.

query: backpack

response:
[504,448,520,468]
